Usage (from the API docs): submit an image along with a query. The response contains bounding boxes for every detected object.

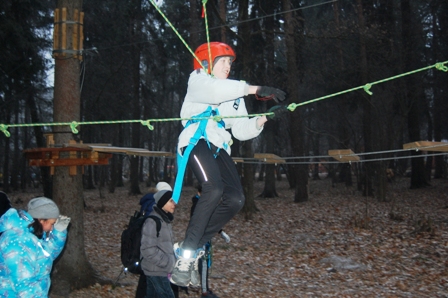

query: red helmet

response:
[193,42,236,74]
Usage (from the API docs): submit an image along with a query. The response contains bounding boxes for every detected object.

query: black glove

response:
[267,105,289,120]
[256,86,286,103]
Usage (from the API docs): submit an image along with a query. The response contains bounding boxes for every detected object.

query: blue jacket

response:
[0,208,67,297]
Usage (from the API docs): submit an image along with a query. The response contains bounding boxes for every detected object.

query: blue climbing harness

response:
[172,106,226,203]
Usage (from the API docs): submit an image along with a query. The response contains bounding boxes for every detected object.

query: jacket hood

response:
[0,208,34,234]
[139,193,155,206]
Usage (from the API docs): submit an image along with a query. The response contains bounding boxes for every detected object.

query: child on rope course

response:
[170,41,288,287]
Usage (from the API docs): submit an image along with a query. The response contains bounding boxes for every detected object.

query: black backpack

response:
[120,211,161,274]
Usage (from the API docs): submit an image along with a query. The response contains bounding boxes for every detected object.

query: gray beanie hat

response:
[27,197,60,219]
[154,190,173,208]
[156,182,172,192]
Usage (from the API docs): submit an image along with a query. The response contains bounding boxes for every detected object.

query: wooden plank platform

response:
[328,149,360,162]
[23,147,112,167]
[254,153,286,164]
[403,141,448,152]
[232,157,245,163]
[66,144,174,157]
[232,153,285,164]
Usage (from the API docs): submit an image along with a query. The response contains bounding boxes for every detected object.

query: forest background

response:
[0,0,447,295]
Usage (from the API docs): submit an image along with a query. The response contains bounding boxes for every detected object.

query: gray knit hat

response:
[156,182,172,191]
[154,190,173,208]
[27,197,60,219]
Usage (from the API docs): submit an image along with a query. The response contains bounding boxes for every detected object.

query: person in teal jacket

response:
[0,197,70,297]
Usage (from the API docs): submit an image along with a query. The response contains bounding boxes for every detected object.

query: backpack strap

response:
[147,215,162,238]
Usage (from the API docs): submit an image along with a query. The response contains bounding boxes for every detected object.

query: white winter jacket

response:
[178,69,264,155]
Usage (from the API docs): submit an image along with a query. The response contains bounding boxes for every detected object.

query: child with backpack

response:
[134,182,176,297]
[140,189,176,298]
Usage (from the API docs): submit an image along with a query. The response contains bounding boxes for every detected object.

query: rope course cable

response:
[1,60,447,138]
[239,152,447,165]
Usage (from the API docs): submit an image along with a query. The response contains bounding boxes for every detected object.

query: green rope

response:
[1,60,447,137]
[147,0,204,70]
[202,0,213,73]
[287,60,448,111]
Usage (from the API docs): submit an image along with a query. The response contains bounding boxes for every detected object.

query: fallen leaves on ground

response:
[17,177,448,297]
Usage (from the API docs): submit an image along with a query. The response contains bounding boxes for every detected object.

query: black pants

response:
[135,274,179,298]
[183,140,245,250]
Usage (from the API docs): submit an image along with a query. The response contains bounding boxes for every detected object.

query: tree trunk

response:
[261,0,278,198]
[283,0,308,203]
[238,0,257,219]
[2,107,11,192]
[188,0,199,51]
[431,1,445,179]
[51,0,98,294]
[129,2,143,195]
[261,123,277,197]
[241,141,257,220]
[11,100,20,191]
[219,0,226,43]
[356,0,374,197]
[401,0,429,189]
[25,80,53,196]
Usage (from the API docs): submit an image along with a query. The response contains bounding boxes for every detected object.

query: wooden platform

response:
[254,153,285,164]
[232,153,285,164]
[403,141,448,152]
[23,138,174,176]
[23,147,112,167]
[328,149,360,162]
[67,143,174,158]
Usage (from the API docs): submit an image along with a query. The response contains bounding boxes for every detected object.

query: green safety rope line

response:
[1,61,447,138]
[148,0,205,71]
[286,61,448,111]
[202,0,213,74]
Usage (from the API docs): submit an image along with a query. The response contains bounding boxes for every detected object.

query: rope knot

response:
[141,120,154,131]
[0,124,10,137]
[212,115,222,123]
[287,103,298,112]
[70,121,79,134]
[363,83,373,95]
[435,62,448,72]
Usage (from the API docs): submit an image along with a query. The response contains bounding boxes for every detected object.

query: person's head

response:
[193,42,236,79]
[154,190,176,214]
[27,197,60,235]
[197,184,202,195]
[156,181,172,192]
[0,191,11,217]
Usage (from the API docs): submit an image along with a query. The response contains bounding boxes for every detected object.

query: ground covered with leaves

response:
[13,177,448,297]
